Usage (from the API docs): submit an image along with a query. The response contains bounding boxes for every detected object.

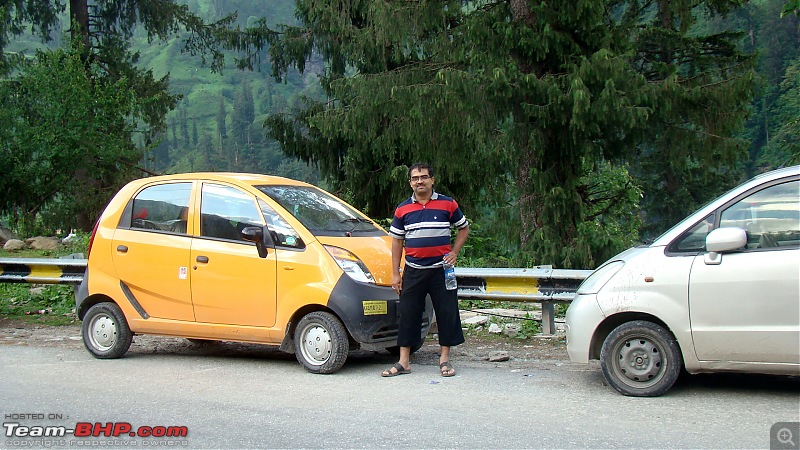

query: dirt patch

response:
[0,317,570,369]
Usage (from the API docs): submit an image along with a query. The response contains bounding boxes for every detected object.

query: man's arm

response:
[391,237,404,294]
[445,224,470,266]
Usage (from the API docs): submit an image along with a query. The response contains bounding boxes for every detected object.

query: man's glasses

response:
[410,175,431,182]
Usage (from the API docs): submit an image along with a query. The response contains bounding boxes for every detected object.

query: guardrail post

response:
[541,302,555,335]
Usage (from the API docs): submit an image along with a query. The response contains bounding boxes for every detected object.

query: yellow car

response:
[76,173,433,373]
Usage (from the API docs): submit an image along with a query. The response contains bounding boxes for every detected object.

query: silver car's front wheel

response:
[294,311,349,374]
[600,320,682,397]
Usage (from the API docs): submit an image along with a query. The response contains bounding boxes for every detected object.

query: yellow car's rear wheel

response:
[82,302,133,359]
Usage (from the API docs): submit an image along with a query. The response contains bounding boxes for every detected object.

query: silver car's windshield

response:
[257,185,383,237]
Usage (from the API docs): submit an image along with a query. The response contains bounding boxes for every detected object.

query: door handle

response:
[116,245,128,253]
[196,256,209,264]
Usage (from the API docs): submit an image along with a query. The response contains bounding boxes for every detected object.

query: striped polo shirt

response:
[389,192,468,269]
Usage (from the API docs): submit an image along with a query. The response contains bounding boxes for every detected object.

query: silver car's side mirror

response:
[704,227,747,265]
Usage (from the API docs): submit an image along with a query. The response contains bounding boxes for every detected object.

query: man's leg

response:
[429,270,465,348]
[399,346,411,369]
[383,267,426,376]
[440,345,450,365]
[439,345,455,376]
[429,268,463,377]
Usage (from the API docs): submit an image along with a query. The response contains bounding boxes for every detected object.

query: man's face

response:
[409,168,433,197]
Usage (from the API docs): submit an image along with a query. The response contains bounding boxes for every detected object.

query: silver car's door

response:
[688,179,800,364]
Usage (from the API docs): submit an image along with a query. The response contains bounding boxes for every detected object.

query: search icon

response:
[778,428,795,446]
[772,422,800,449]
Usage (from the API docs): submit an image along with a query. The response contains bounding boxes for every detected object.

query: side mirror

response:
[241,226,271,258]
[706,227,747,252]
[704,227,747,265]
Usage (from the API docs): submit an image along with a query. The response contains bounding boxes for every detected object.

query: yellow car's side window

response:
[130,183,192,234]
[200,183,264,241]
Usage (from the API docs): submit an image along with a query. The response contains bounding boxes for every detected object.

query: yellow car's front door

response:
[190,183,278,327]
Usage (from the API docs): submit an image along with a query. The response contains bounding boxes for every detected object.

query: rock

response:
[488,323,503,334]
[488,351,510,362]
[26,236,61,250]
[3,239,26,251]
[503,323,521,337]
[0,226,18,246]
[462,315,489,326]
[29,287,46,296]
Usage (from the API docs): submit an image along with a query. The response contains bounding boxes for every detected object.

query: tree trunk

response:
[510,0,541,251]
[516,146,540,250]
[69,0,90,63]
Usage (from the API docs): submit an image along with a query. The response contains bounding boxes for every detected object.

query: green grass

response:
[0,240,87,325]
[0,283,78,325]
[458,299,572,339]
[458,299,542,312]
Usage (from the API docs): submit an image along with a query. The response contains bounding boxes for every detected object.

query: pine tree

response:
[630,0,758,238]
[261,0,756,267]
[216,95,229,167]
[0,0,268,231]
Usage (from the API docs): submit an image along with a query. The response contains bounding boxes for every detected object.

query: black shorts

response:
[397,265,465,348]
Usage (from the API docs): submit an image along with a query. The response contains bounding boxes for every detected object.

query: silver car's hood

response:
[600,244,655,267]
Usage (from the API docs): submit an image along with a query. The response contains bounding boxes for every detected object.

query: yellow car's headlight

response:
[324,245,376,284]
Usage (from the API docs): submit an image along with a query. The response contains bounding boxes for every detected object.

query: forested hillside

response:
[1,0,798,269]
[137,0,321,183]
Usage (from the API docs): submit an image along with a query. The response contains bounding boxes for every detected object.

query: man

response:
[382,163,470,377]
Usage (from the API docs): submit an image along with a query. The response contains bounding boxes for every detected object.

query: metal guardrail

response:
[0,258,592,334]
[0,256,87,285]
[455,267,593,334]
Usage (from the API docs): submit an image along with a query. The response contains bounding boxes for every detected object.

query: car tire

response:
[82,302,133,359]
[600,320,682,397]
[294,311,349,374]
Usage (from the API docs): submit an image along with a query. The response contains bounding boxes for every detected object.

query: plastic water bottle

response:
[443,254,457,291]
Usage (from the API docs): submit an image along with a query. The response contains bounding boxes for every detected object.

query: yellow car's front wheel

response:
[294,311,349,374]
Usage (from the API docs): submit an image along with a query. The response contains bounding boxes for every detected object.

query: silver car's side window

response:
[668,213,714,253]
[200,184,264,241]
[130,183,192,234]
[719,180,800,249]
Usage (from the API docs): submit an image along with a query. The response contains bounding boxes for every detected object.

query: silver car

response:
[566,165,800,396]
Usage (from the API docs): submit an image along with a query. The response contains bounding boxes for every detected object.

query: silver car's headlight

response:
[577,260,624,294]
[324,245,376,283]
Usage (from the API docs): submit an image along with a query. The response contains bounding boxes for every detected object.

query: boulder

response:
[0,226,18,246]
[3,239,26,251]
[26,236,61,250]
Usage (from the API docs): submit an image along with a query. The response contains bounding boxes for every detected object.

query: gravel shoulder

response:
[0,316,572,371]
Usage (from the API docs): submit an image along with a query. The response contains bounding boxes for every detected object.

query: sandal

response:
[381,362,411,377]
[439,361,456,377]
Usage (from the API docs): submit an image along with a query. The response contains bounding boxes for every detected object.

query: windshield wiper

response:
[340,218,372,235]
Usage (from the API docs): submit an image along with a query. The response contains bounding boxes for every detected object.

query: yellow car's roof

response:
[130,172,312,188]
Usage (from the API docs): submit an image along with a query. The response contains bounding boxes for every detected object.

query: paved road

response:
[1,344,798,449]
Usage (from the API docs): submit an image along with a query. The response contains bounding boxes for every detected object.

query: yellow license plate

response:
[362,300,388,316]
